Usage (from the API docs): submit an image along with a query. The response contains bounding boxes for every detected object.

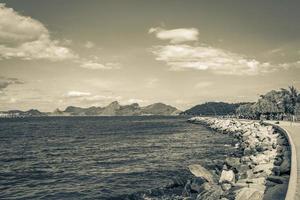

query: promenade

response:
[268,121,300,200]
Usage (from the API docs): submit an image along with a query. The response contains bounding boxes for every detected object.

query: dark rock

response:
[191,178,206,193]
[196,185,223,200]
[225,157,241,170]
[263,184,288,200]
[266,176,288,184]
[279,157,291,174]
[182,180,192,197]
[274,157,283,166]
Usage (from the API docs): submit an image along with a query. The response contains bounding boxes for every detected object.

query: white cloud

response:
[84,41,95,49]
[151,44,272,75]
[80,61,122,70]
[79,58,121,70]
[80,61,112,70]
[65,91,91,97]
[149,27,198,44]
[128,98,145,104]
[0,3,77,61]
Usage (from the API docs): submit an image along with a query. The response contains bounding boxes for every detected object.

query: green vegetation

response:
[181,102,249,116]
[236,86,300,121]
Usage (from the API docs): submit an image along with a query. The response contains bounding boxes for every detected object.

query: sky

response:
[0,0,300,111]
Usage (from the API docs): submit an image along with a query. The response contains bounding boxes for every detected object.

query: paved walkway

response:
[267,121,300,200]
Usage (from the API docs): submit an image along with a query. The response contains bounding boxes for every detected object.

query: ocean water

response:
[0,116,236,199]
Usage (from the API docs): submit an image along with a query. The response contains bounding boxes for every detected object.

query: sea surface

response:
[0,116,237,199]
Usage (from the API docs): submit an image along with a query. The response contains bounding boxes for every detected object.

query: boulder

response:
[266,176,288,184]
[250,154,270,165]
[274,157,283,166]
[272,166,281,176]
[263,184,288,200]
[219,170,235,184]
[188,164,214,183]
[191,178,206,193]
[221,183,232,191]
[253,163,273,175]
[244,147,252,156]
[235,187,264,200]
[279,157,291,174]
[196,185,223,200]
[225,157,240,169]
[237,177,266,185]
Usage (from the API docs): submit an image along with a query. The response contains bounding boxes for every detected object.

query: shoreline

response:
[186,117,291,200]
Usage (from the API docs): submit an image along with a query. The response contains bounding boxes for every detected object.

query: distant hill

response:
[0,102,181,117]
[0,109,46,117]
[60,101,181,116]
[181,102,249,116]
[141,103,181,116]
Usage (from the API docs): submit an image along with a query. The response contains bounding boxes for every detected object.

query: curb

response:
[264,122,297,200]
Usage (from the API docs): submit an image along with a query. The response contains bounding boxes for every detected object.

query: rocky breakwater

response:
[183,117,291,200]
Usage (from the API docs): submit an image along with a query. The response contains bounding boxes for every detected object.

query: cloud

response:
[127,98,145,104]
[151,44,273,75]
[0,77,24,91]
[278,61,300,70]
[84,41,95,49]
[0,3,77,61]
[79,61,120,70]
[149,27,198,44]
[80,61,112,70]
[65,91,91,97]
[79,59,121,70]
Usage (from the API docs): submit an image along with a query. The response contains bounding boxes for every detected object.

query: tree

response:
[252,90,285,120]
[281,86,299,115]
[281,86,300,121]
[236,103,256,119]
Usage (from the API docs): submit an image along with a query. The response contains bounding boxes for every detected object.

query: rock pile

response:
[183,117,291,200]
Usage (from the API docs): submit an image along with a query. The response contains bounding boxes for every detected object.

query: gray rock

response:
[196,185,223,200]
[274,157,283,166]
[263,184,288,200]
[266,176,288,184]
[188,164,214,183]
[235,187,264,200]
[225,157,240,169]
[272,166,281,176]
[221,183,232,191]
[253,163,273,175]
[219,170,235,184]
[244,147,252,156]
[191,178,206,193]
[279,157,291,174]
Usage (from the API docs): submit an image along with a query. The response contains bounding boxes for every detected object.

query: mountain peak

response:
[109,101,120,106]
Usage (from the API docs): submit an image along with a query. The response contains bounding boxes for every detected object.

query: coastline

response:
[186,117,291,200]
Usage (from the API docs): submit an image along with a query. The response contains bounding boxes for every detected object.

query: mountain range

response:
[0,101,181,117]
[0,101,252,118]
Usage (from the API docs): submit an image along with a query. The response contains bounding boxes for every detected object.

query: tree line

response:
[236,86,300,121]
